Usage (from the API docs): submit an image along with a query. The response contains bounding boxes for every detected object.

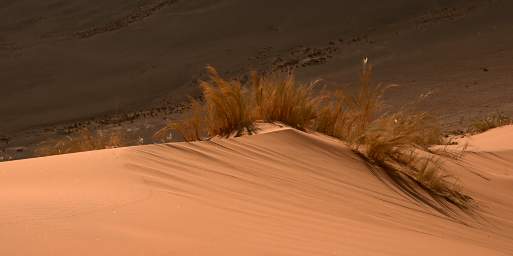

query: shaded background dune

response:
[1,125,513,255]
[1,0,513,135]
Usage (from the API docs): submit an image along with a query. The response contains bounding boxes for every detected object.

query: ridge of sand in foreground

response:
[1,125,513,255]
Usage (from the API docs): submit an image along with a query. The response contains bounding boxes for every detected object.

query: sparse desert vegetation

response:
[355,112,470,209]
[25,59,473,210]
[200,66,256,137]
[161,59,473,211]
[155,66,324,141]
[4,1,513,254]
[251,70,322,130]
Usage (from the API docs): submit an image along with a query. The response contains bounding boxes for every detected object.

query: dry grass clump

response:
[162,66,324,140]
[361,112,442,151]
[252,72,321,130]
[313,91,346,136]
[470,112,511,134]
[35,128,128,156]
[201,66,256,137]
[310,60,470,209]
[329,62,471,209]
[340,63,388,142]
[313,62,387,143]
[155,66,255,142]
[357,113,471,209]
[160,60,472,211]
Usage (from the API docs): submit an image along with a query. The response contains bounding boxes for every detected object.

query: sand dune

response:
[1,125,513,255]
[462,125,513,152]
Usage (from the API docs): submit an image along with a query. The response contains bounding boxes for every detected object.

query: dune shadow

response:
[353,151,478,225]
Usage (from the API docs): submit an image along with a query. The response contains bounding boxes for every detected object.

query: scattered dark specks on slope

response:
[414,0,484,29]
[74,0,178,39]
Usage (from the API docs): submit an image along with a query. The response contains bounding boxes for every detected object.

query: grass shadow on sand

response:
[355,150,477,224]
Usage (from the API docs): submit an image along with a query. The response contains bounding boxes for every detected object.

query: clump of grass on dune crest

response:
[251,71,321,130]
[201,66,256,137]
[160,60,473,211]
[154,66,256,141]
[361,112,442,153]
[342,61,387,142]
[35,128,128,156]
[311,61,471,209]
[161,66,323,141]
[357,112,471,209]
[313,61,388,143]
[313,90,346,136]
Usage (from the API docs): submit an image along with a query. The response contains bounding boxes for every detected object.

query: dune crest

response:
[1,125,513,255]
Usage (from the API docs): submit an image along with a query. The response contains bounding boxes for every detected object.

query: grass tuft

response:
[251,71,322,130]
[313,62,388,143]
[164,66,323,140]
[201,66,255,137]
[158,60,473,212]
[357,112,470,209]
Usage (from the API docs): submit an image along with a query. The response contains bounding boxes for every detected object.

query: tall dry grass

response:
[362,112,441,151]
[313,61,388,143]
[251,71,321,130]
[357,112,470,209]
[323,61,471,209]
[160,60,472,210]
[201,66,256,137]
[163,66,325,140]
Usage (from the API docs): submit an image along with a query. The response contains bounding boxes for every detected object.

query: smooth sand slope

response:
[1,125,513,255]
[2,0,513,134]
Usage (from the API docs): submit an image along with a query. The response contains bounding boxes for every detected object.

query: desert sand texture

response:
[1,124,513,255]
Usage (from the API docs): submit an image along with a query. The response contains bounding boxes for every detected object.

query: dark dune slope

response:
[1,0,512,134]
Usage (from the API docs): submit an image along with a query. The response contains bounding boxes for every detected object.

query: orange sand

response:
[1,125,513,255]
